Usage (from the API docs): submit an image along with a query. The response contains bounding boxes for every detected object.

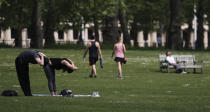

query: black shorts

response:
[114,57,126,64]
[89,57,98,65]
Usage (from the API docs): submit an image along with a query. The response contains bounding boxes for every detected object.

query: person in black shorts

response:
[44,58,78,96]
[15,50,46,96]
[83,35,103,78]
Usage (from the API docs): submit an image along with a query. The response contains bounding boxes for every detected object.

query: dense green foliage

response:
[0,48,210,112]
[0,0,210,49]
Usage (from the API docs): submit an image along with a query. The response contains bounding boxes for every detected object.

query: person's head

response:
[89,35,95,40]
[166,50,171,56]
[62,59,74,73]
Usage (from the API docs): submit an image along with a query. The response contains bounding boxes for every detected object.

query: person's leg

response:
[51,68,57,95]
[174,64,182,73]
[17,64,32,96]
[117,62,122,78]
[16,58,32,96]
[44,65,56,95]
[16,59,29,96]
[92,64,97,77]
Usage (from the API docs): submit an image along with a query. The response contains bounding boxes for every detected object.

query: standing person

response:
[15,50,46,96]
[112,33,126,79]
[83,35,103,78]
[44,58,78,96]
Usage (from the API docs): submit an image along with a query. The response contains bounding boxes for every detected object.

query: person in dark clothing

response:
[44,58,78,96]
[83,35,103,78]
[15,50,46,96]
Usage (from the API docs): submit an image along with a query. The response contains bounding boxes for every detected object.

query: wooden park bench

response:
[159,54,204,73]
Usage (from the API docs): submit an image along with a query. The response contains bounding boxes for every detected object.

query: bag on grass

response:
[60,89,73,97]
[1,90,18,96]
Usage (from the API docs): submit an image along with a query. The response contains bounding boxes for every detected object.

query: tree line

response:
[0,0,210,50]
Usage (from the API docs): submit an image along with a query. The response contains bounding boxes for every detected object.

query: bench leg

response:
[193,68,196,74]
[167,68,169,73]
[201,68,203,74]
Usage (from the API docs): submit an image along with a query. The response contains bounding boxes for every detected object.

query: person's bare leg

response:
[92,64,97,77]
[117,62,122,78]
[51,92,58,96]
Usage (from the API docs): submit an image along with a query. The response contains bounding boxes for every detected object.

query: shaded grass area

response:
[0,48,210,112]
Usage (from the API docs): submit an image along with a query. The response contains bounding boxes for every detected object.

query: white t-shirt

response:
[166,56,176,64]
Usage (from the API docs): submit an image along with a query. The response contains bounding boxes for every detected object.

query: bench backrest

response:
[159,54,195,65]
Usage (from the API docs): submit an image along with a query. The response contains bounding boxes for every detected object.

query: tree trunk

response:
[196,0,204,50]
[184,20,192,49]
[167,0,183,50]
[30,0,43,48]
[208,31,210,49]
[130,17,138,47]
[93,0,99,42]
[119,8,130,45]
[15,6,23,48]
[93,16,99,42]
[44,0,56,47]
[103,8,119,44]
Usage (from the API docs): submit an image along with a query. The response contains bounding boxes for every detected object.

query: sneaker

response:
[94,75,97,78]
[89,74,93,78]
[181,71,187,74]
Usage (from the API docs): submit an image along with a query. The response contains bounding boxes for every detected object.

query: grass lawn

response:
[0,48,210,112]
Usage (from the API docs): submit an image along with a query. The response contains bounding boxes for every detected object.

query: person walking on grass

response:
[44,58,78,96]
[112,32,126,79]
[83,35,103,78]
[15,50,46,96]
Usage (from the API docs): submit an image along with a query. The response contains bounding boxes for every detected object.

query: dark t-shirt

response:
[89,41,98,58]
[17,50,40,64]
[50,58,66,70]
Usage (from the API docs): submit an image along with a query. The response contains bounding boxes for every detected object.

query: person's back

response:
[17,50,40,64]
[89,41,98,58]
[115,42,125,58]
[83,35,103,78]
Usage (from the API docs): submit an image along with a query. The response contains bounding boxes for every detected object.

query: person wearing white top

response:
[166,51,186,73]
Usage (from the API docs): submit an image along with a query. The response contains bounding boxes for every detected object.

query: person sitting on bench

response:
[166,51,186,73]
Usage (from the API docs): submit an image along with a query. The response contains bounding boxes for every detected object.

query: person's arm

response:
[111,44,116,58]
[68,59,75,66]
[61,60,78,70]
[123,44,126,53]
[35,52,45,66]
[96,42,103,60]
[83,42,90,59]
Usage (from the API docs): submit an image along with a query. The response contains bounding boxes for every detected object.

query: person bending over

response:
[15,50,46,96]
[44,58,78,96]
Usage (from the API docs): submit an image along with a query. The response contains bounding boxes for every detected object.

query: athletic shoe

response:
[89,74,93,78]
[181,71,187,74]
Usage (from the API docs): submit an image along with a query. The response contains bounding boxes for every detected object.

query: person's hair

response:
[89,35,95,40]
[166,50,170,56]
[62,59,73,73]
[117,30,122,42]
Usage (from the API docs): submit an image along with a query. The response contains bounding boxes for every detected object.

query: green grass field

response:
[0,48,210,112]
